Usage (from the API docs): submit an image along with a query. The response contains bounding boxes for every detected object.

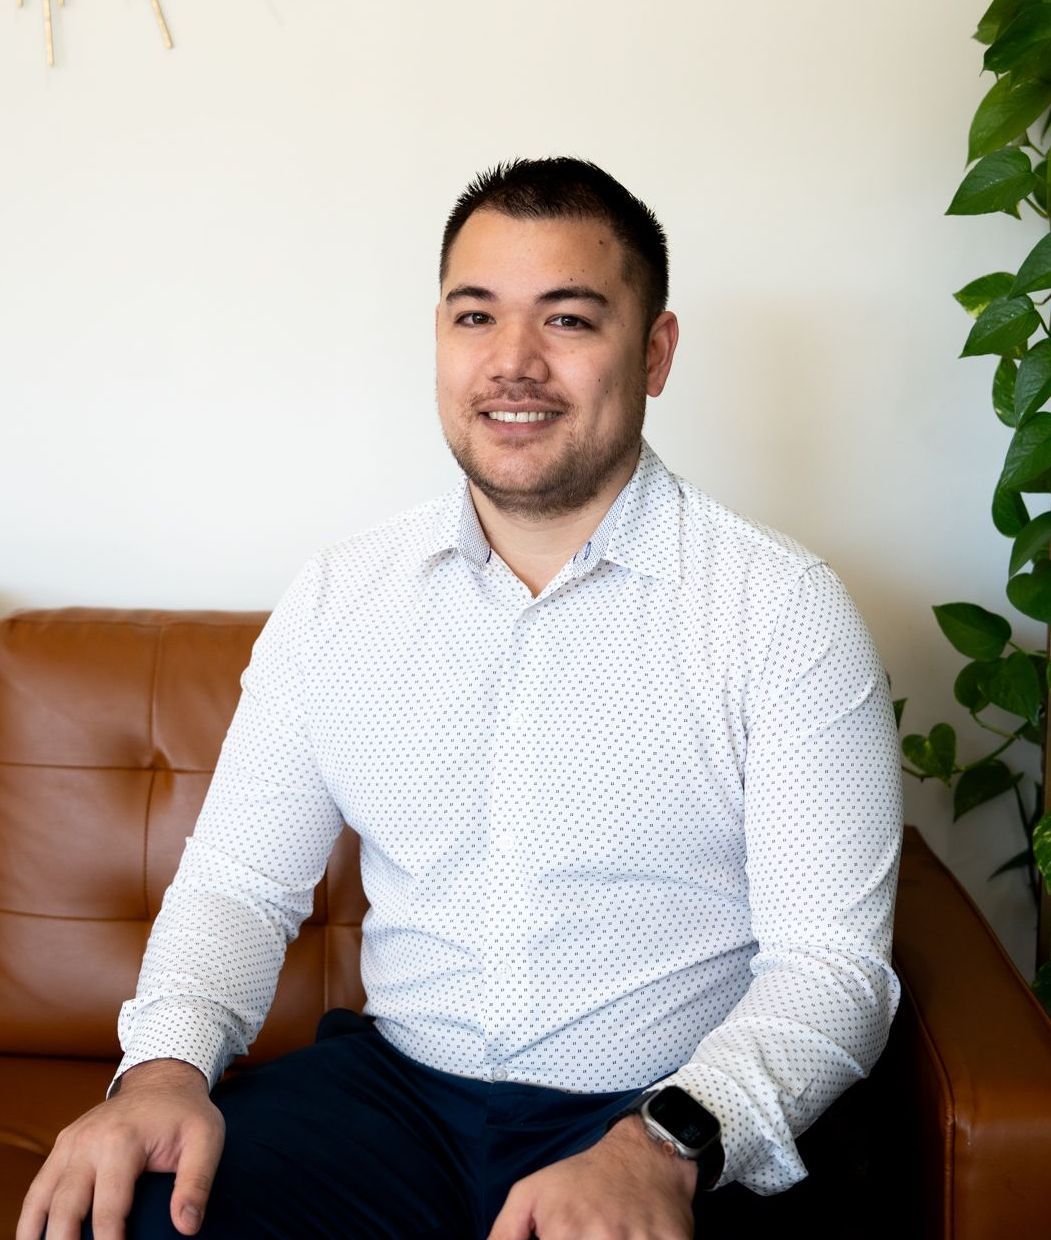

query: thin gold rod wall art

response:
[16,0,174,67]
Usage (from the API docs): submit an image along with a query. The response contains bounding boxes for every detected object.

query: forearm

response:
[111,833,311,1093]
[658,944,898,1193]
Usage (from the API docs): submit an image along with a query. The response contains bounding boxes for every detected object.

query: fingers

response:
[32,1168,94,1240]
[487,1182,535,1240]
[16,1156,60,1240]
[169,1116,225,1236]
[90,1142,147,1240]
[16,1142,82,1240]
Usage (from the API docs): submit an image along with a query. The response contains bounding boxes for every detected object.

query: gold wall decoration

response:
[17,0,173,67]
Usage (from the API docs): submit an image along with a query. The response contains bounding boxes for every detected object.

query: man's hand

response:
[16,1058,225,1240]
[487,1114,697,1240]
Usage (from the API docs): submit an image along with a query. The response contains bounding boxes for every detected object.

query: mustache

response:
[470,390,570,410]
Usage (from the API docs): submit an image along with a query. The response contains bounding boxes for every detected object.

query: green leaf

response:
[954,660,997,710]
[984,649,1043,723]
[968,74,1051,161]
[893,698,906,730]
[1006,556,1051,619]
[989,846,1032,877]
[1031,960,1051,1013]
[955,272,1018,317]
[1001,411,1051,487]
[993,480,1030,534]
[961,296,1041,356]
[947,150,1037,214]
[1034,156,1048,209]
[925,724,958,779]
[994,357,1020,426]
[1020,719,1044,742]
[1009,510,1051,574]
[1015,339,1051,419]
[954,761,1022,819]
[985,7,1051,74]
[976,0,1029,45]
[902,724,957,783]
[1009,232,1051,296]
[1033,811,1051,890]
[933,602,1012,659]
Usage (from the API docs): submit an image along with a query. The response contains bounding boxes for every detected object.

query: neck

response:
[469,442,641,597]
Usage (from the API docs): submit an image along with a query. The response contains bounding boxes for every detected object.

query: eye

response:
[550,314,590,329]
[455,311,493,326]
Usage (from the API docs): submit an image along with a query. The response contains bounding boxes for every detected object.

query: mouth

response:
[479,409,565,424]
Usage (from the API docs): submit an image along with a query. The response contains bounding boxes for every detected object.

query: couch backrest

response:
[0,608,367,1065]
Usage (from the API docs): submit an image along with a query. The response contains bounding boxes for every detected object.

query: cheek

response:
[436,349,471,392]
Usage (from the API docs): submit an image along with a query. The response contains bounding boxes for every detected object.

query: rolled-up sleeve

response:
[658,561,903,1194]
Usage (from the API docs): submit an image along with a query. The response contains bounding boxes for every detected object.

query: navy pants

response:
[75,1009,821,1239]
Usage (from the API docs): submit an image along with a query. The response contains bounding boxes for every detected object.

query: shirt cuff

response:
[651,1062,809,1195]
[108,1000,236,1099]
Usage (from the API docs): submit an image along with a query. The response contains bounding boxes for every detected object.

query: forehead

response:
[443,209,631,298]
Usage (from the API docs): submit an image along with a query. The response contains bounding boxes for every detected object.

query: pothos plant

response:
[897,0,1051,1011]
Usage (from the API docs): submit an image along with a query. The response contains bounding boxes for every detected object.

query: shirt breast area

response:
[301,504,808,914]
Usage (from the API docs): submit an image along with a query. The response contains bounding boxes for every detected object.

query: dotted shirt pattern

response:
[112,437,904,1196]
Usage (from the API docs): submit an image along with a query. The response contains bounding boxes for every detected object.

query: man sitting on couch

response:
[19,155,903,1240]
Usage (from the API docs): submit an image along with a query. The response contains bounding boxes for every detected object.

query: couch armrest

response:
[891,825,1051,1240]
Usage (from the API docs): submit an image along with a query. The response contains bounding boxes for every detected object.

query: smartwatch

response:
[606,1085,724,1190]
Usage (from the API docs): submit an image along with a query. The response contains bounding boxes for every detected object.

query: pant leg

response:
[74,1010,483,1240]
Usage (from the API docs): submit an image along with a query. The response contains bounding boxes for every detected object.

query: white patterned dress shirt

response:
[112,436,903,1196]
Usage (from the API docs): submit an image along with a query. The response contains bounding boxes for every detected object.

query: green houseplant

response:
[897,0,1051,1010]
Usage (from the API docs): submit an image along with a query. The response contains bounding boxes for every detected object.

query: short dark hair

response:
[439,156,669,337]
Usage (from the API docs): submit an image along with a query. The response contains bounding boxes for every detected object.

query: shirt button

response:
[509,709,524,728]
[491,1066,508,1081]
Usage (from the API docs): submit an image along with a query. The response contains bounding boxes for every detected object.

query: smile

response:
[483,411,564,423]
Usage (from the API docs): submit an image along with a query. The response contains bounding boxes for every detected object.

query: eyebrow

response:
[444,283,610,308]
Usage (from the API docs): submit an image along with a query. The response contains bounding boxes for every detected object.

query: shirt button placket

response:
[483,606,531,1069]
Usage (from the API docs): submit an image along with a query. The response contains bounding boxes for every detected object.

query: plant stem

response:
[960,737,1020,768]
[1012,781,1040,903]
[970,713,1024,742]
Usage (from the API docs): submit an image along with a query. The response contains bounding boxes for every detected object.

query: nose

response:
[489,320,550,385]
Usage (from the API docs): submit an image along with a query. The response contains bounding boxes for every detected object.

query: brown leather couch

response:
[2,607,1050,1239]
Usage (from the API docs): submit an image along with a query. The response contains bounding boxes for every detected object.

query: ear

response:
[645,311,679,398]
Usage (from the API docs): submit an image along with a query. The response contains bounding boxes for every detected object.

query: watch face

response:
[648,1086,720,1149]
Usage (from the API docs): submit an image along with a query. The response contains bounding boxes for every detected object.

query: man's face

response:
[435,208,668,519]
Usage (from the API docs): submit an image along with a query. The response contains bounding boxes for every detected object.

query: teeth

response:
[485,410,562,423]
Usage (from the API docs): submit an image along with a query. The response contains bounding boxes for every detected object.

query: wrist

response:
[114,1058,209,1096]
[604,1113,698,1194]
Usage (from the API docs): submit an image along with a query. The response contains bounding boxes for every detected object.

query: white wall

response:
[3,1,1042,974]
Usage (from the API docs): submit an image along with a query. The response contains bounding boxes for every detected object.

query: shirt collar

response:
[414,436,682,585]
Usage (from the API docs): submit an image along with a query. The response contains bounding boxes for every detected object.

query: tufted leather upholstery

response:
[2,607,1050,1237]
